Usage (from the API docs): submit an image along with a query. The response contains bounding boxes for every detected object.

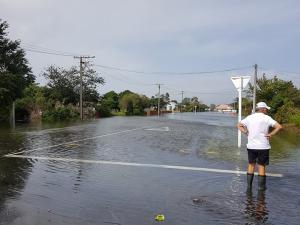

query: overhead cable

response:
[93,64,252,75]
[23,48,76,57]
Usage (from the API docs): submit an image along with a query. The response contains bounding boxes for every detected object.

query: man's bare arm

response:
[237,122,248,135]
[265,122,282,139]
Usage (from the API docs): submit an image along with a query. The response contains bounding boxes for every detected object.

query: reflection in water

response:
[0,126,34,223]
[0,158,33,222]
[245,190,268,224]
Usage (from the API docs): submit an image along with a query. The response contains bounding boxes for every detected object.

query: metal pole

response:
[157,84,161,117]
[231,75,251,148]
[252,64,257,114]
[238,77,243,148]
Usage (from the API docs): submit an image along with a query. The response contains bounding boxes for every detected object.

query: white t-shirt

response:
[240,112,277,150]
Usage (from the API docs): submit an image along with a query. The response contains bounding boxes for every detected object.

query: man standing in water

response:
[237,102,282,191]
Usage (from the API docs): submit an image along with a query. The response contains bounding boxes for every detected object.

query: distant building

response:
[215,104,233,112]
[166,101,177,111]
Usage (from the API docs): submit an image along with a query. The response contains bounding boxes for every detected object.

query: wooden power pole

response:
[74,56,95,120]
[156,84,163,116]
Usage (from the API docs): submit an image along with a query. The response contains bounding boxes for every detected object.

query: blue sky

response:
[1,0,300,104]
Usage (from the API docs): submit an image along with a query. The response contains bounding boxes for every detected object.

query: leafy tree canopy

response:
[0,20,34,120]
[42,65,104,105]
[102,91,119,110]
[248,74,300,123]
[119,93,150,115]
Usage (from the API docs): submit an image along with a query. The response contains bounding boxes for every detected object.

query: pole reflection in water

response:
[245,190,268,224]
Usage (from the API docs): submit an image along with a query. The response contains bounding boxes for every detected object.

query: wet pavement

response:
[0,112,300,225]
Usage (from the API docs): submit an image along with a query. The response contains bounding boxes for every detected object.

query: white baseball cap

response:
[256,102,270,110]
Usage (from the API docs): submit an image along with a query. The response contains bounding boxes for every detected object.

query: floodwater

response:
[0,112,299,225]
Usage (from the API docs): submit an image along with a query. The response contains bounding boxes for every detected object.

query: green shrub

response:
[288,112,300,127]
[112,111,126,116]
[42,105,79,121]
[274,100,296,123]
[95,102,112,118]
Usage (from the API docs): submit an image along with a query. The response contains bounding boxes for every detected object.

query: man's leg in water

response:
[247,163,255,191]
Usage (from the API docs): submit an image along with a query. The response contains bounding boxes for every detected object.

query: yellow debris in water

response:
[155,214,165,221]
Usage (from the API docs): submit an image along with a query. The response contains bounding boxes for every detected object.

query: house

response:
[215,104,233,112]
[166,101,177,111]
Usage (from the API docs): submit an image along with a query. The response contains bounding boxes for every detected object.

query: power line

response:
[99,73,236,95]
[24,48,77,57]
[20,43,299,80]
[93,64,252,75]
[21,42,87,57]
[163,86,234,94]
[23,45,251,76]
[99,69,153,86]
[260,67,300,79]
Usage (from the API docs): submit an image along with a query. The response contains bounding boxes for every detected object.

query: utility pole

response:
[74,56,95,120]
[156,84,163,116]
[252,64,257,114]
[180,91,184,113]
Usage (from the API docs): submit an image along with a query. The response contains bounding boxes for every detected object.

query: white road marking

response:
[145,127,170,131]
[4,154,283,177]
[9,126,153,155]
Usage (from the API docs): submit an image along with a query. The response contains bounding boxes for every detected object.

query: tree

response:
[164,92,170,102]
[248,74,300,123]
[119,93,150,115]
[42,65,104,105]
[191,96,199,104]
[119,90,134,99]
[102,91,119,111]
[180,96,207,112]
[0,20,34,121]
[182,97,191,105]
[95,99,113,117]
[15,84,46,121]
[148,94,168,111]
[209,104,216,111]
[95,91,119,117]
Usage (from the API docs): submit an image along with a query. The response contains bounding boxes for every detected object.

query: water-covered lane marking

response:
[9,126,154,155]
[145,127,170,131]
[4,154,283,177]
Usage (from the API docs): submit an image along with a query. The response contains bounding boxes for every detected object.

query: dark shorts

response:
[247,149,269,166]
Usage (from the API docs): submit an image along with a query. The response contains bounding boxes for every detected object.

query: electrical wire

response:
[99,69,153,86]
[93,64,252,75]
[23,48,76,57]
[99,68,239,95]
[99,69,236,97]
[21,42,89,57]
[163,87,235,95]
[260,67,300,79]
[20,43,299,82]
[21,42,252,76]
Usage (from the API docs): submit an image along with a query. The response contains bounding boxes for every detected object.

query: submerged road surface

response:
[0,112,299,225]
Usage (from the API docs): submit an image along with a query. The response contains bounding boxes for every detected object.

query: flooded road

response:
[0,112,299,225]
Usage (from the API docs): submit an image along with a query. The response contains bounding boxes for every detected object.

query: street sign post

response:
[231,76,251,148]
